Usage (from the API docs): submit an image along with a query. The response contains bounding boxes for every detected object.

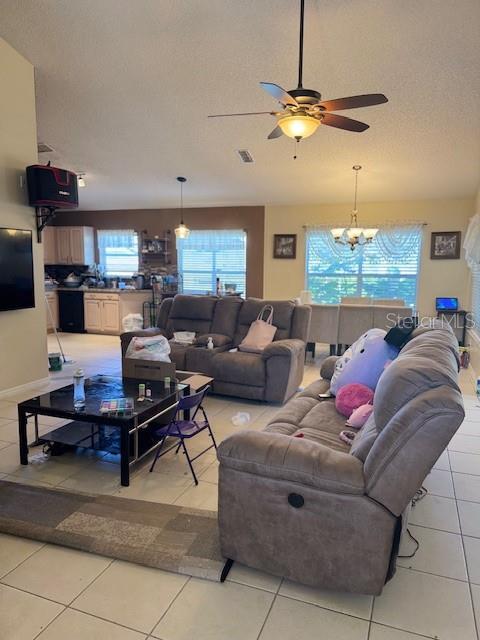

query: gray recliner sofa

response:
[120,294,311,403]
[217,322,464,594]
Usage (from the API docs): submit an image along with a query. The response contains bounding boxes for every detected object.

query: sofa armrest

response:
[218,431,365,495]
[261,338,305,360]
[194,333,232,348]
[320,355,339,380]
[120,328,169,357]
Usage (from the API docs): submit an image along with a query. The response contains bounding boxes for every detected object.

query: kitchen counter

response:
[54,287,153,295]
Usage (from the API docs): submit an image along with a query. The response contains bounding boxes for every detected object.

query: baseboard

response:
[0,376,50,400]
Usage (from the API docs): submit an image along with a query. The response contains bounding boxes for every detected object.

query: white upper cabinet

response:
[53,226,95,265]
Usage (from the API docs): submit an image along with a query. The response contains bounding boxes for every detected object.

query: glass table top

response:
[19,375,186,423]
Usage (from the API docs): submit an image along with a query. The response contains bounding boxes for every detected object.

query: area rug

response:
[0,480,226,581]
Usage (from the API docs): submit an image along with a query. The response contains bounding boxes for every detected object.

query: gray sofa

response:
[120,294,311,403]
[217,322,464,594]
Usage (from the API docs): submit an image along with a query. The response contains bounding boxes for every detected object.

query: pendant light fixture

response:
[174,176,190,239]
[330,166,378,250]
[77,173,86,188]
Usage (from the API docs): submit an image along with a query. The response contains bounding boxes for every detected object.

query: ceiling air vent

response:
[237,149,254,164]
[37,142,54,153]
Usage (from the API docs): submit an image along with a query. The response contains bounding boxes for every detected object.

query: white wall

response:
[264,198,473,317]
[0,38,48,393]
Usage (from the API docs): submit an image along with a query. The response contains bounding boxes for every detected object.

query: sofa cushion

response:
[185,345,229,376]
[165,295,217,336]
[233,299,295,345]
[194,334,231,347]
[264,396,348,453]
[212,351,265,387]
[298,378,331,398]
[211,296,243,339]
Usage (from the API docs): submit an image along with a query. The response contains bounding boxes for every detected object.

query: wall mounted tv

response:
[0,228,35,312]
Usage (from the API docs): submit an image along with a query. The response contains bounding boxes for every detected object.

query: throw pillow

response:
[335,383,374,418]
[330,328,386,394]
[330,331,400,396]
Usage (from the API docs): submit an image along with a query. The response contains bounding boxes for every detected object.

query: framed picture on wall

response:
[430,231,461,260]
[273,234,297,259]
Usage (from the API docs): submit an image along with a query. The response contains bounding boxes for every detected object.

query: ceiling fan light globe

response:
[174,223,190,240]
[277,114,319,139]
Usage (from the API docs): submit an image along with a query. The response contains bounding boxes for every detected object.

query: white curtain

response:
[306,224,424,262]
[464,214,480,269]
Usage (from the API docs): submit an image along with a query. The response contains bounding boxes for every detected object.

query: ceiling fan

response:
[208,0,388,142]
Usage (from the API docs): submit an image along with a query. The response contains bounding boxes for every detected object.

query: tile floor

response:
[0,333,479,639]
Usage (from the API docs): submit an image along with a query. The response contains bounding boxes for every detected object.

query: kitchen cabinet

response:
[84,297,103,332]
[54,226,95,265]
[43,226,57,264]
[84,293,120,334]
[100,299,120,333]
[45,291,58,333]
[83,291,151,336]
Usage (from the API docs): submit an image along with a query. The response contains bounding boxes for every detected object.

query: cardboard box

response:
[122,358,176,381]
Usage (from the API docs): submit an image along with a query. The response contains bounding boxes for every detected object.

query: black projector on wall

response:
[26,164,79,209]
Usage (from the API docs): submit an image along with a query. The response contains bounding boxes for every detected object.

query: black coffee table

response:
[17,375,190,486]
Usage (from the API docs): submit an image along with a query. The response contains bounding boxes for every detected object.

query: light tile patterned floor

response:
[0,333,478,639]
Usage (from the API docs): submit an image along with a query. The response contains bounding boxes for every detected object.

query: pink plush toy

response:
[346,403,374,428]
[335,383,374,418]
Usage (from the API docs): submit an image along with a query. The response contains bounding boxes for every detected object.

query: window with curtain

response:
[177,230,247,295]
[464,213,480,336]
[97,229,139,277]
[305,225,423,307]
[472,266,480,336]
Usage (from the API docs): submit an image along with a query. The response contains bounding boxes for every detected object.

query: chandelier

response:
[174,176,190,239]
[331,165,378,250]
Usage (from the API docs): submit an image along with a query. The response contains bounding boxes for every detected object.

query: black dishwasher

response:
[58,290,85,333]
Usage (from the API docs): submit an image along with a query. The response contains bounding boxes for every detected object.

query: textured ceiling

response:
[1,0,479,209]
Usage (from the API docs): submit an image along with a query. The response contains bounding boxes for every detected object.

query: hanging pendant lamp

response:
[174,176,190,239]
[330,166,378,250]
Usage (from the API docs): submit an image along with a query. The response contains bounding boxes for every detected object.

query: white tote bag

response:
[239,305,277,353]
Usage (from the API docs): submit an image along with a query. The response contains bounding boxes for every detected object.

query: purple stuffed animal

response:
[330,329,400,396]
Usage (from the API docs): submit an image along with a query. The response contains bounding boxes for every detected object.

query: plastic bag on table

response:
[122,313,144,332]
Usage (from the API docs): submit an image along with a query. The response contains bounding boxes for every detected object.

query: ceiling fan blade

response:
[267,126,283,140]
[319,94,388,112]
[260,82,299,107]
[321,112,369,132]
[208,111,275,118]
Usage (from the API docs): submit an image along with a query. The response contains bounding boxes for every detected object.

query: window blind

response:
[97,229,139,277]
[305,226,423,307]
[177,230,247,295]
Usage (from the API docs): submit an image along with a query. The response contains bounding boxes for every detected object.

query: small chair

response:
[149,386,217,484]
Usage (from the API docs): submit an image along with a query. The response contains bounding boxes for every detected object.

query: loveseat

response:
[217,322,464,594]
[120,294,311,403]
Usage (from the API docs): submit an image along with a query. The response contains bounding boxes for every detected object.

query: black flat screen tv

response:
[0,228,35,311]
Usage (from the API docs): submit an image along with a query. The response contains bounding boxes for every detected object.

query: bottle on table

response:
[73,369,86,409]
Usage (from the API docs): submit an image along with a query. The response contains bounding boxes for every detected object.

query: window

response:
[97,229,139,277]
[472,265,480,336]
[305,225,423,307]
[177,230,247,295]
